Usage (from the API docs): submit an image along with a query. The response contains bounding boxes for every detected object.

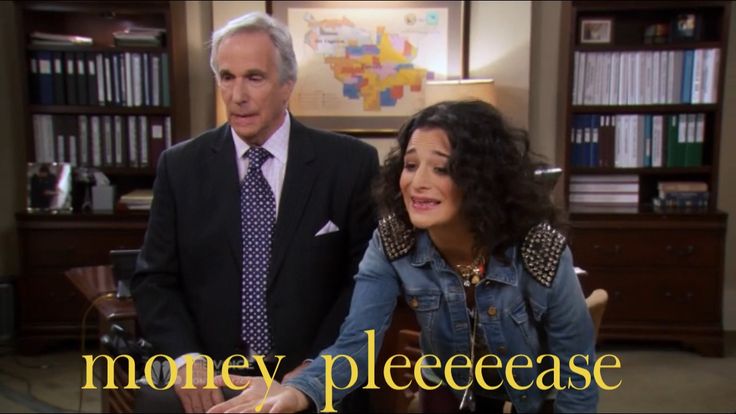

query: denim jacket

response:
[286,225,599,413]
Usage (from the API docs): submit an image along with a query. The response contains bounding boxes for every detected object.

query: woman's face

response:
[399,127,464,233]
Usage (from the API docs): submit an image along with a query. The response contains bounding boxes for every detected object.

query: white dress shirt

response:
[231,112,290,215]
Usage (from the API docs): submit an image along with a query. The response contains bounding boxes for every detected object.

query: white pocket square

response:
[315,220,340,236]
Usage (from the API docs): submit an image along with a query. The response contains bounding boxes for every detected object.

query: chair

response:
[398,288,609,413]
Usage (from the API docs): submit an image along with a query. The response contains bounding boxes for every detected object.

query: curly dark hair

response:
[374,100,559,260]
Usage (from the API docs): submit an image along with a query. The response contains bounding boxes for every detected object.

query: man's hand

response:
[174,360,224,413]
[208,376,309,413]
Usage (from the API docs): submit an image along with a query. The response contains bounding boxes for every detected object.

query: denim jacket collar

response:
[409,230,519,287]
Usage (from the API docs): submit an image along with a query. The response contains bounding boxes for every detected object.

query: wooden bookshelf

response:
[14,0,190,349]
[560,1,731,356]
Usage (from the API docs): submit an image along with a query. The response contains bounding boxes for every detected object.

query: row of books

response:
[572,49,720,106]
[568,174,640,205]
[570,113,705,168]
[653,181,709,210]
[32,114,172,169]
[28,50,170,107]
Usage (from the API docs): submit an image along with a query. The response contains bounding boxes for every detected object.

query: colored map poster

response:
[287,8,449,118]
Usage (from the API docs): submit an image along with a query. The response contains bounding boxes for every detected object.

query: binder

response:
[161,52,170,107]
[67,115,79,167]
[114,115,124,166]
[28,52,40,104]
[149,116,165,167]
[127,116,138,167]
[37,51,54,105]
[139,115,149,167]
[102,115,114,166]
[53,115,66,162]
[78,115,89,166]
[76,52,88,106]
[52,51,65,105]
[87,53,99,106]
[90,115,102,167]
[64,52,77,105]
[142,53,150,106]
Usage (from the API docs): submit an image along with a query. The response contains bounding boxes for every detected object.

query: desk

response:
[65,265,137,414]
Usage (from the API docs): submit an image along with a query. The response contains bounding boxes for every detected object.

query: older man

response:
[132,11,379,412]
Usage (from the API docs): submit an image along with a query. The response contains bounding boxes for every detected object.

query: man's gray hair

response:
[209,11,297,84]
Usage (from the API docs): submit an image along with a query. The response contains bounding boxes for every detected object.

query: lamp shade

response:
[424,79,497,107]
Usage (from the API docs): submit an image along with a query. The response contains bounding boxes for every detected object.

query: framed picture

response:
[580,18,613,44]
[268,1,469,136]
[26,162,72,212]
[671,13,701,42]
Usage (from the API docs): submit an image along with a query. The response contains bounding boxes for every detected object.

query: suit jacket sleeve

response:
[307,143,380,357]
[131,149,202,358]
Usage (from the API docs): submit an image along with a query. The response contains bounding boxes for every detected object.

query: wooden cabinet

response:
[569,212,727,356]
[15,213,147,352]
[560,1,730,356]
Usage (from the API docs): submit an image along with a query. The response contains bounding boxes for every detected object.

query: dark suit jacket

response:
[131,117,379,374]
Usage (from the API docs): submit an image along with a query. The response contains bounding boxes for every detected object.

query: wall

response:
[0,2,22,280]
[469,1,532,130]
[718,9,736,330]
[185,1,215,135]
[529,1,564,168]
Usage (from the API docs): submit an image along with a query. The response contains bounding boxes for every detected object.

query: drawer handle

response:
[612,290,622,301]
[666,245,695,257]
[593,244,621,254]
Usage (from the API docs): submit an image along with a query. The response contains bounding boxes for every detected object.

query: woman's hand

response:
[207,375,310,413]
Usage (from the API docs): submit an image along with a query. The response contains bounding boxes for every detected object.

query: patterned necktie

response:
[240,147,275,355]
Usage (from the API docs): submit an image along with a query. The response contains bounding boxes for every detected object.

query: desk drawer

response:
[570,229,721,268]
[21,229,144,269]
[579,268,719,324]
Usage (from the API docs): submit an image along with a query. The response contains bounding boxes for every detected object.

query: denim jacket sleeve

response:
[284,229,401,411]
[542,247,599,412]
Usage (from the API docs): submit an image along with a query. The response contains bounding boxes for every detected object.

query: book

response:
[112,27,165,47]
[569,192,639,204]
[30,31,93,46]
[119,189,153,210]
[658,181,708,193]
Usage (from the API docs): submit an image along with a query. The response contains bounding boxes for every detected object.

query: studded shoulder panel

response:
[520,222,567,287]
[377,214,415,261]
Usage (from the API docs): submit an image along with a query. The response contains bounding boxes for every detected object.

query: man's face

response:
[216,30,294,146]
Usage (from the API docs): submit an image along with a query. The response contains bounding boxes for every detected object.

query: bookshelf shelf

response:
[574,42,723,52]
[26,44,168,53]
[561,0,730,356]
[569,166,712,175]
[571,104,718,114]
[29,105,171,115]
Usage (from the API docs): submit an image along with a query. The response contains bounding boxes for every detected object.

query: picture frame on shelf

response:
[267,0,468,136]
[643,22,670,44]
[670,13,701,42]
[580,18,613,44]
[26,162,72,212]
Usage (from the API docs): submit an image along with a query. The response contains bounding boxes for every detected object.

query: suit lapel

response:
[269,119,317,289]
[204,124,242,271]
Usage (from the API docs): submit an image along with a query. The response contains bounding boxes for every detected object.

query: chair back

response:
[585,288,608,340]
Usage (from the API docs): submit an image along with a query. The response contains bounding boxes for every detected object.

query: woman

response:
[211,100,598,413]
